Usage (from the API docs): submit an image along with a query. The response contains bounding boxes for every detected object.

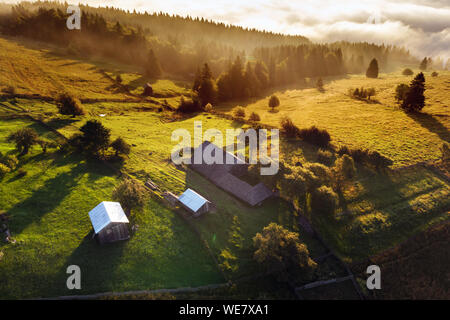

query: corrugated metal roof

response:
[178,188,209,213]
[88,201,129,234]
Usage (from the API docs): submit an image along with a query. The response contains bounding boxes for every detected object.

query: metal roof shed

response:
[88,202,130,244]
[178,189,212,217]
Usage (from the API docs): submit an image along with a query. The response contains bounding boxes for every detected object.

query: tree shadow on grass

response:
[6,162,87,235]
[44,118,80,130]
[55,233,127,296]
[407,112,450,143]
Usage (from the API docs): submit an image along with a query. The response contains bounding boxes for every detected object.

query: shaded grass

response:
[0,118,222,299]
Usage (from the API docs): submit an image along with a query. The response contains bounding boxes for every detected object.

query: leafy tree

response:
[366,88,376,100]
[145,48,162,78]
[249,112,261,122]
[332,154,356,190]
[268,95,280,112]
[395,83,410,102]
[366,58,379,78]
[111,137,131,157]
[311,186,338,216]
[56,93,85,117]
[253,223,317,282]
[280,117,300,137]
[233,106,246,119]
[298,126,331,147]
[204,103,213,113]
[7,128,39,155]
[79,120,111,156]
[401,72,426,112]
[112,179,147,216]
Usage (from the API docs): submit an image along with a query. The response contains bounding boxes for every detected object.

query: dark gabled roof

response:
[190,141,273,206]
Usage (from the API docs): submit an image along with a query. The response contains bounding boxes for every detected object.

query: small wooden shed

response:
[88,202,130,244]
[143,83,153,96]
[178,188,212,217]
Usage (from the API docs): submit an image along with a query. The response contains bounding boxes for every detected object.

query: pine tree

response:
[401,72,426,112]
[419,57,428,71]
[196,63,217,106]
[145,49,162,78]
[366,58,379,78]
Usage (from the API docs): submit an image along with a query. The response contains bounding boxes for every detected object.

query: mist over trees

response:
[0,2,417,90]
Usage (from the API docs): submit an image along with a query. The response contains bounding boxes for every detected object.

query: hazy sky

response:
[3,0,449,61]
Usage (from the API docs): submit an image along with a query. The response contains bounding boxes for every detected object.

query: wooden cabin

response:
[88,202,130,244]
[178,188,212,217]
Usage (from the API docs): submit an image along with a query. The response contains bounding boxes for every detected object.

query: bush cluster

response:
[337,146,393,169]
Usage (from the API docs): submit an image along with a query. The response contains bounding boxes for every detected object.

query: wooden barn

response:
[178,188,212,217]
[88,202,130,244]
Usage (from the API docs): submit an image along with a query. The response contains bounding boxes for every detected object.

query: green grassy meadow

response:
[0,118,223,299]
[218,71,450,167]
[0,34,449,298]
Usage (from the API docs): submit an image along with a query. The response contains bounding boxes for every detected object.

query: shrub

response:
[79,120,111,156]
[334,154,356,180]
[431,72,438,77]
[233,106,246,119]
[311,186,338,216]
[56,93,85,117]
[253,223,317,282]
[395,83,410,102]
[177,96,202,113]
[0,154,18,170]
[402,68,414,76]
[298,126,331,147]
[268,95,280,111]
[280,117,300,138]
[7,128,39,155]
[116,74,123,83]
[0,163,10,179]
[204,103,213,113]
[112,179,147,216]
[249,112,261,122]
[317,149,333,165]
[304,162,331,184]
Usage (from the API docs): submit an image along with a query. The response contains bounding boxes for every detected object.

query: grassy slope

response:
[0,34,448,296]
[0,36,189,103]
[218,72,450,167]
[0,118,222,299]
